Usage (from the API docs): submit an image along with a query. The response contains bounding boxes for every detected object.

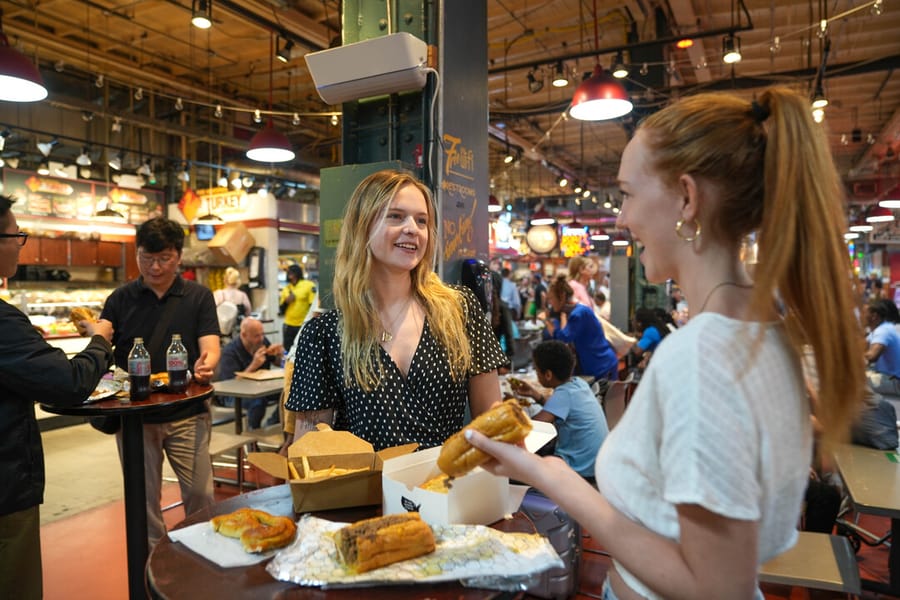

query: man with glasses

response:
[100,217,220,549]
[0,194,113,598]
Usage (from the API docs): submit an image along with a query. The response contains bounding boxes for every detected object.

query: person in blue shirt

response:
[510,340,608,480]
[865,298,900,396]
[542,274,618,382]
[628,307,674,368]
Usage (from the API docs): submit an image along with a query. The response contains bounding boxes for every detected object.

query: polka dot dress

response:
[285,285,508,450]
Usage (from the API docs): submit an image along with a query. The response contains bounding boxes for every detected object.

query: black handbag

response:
[89,295,183,435]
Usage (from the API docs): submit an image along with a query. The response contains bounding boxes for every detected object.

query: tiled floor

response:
[38,420,899,599]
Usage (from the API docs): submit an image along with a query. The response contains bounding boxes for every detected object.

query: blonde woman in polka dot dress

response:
[285,170,508,450]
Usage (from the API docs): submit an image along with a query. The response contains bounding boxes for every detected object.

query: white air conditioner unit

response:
[305,32,429,105]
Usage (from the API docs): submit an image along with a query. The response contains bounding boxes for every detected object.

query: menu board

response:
[3,169,164,224]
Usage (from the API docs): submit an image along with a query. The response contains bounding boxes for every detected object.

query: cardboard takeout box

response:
[248,425,416,512]
[382,420,556,526]
[208,222,255,264]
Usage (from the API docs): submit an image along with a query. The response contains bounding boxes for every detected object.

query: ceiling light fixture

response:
[551,62,568,88]
[276,38,295,63]
[136,159,152,177]
[570,0,632,121]
[848,217,874,232]
[0,13,48,103]
[503,137,515,164]
[108,152,122,171]
[95,201,125,220]
[177,164,190,182]
[530,207,556,226]
[676,38,694,49]
[722,34,742,64]
[866,205,894,223]
[590,228,610,241]
[75,146,92,166]
[134,87,143,101]
[569,65,632,121]
[194,211,223,223]
[611,53,628,79]
[527,69,544,93]
[0,129,9,151]
[36,137,58,157]
[191,0,212,30]
[330,114,339,127]
[611,231,631,246]
[811,107,825,123]
[247,34,295,163]
[111,117,122,133]
[36,159,49,176]
[879,185,900,208]
[488,195,502,213]
[558,175,568,188]
[292,113,300,126]
[811,81,828,109]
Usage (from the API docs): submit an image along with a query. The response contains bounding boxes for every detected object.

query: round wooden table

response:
[147,484,534,599]
[41,381,214,600]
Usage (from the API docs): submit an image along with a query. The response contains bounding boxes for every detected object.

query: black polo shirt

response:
[101,275,219,423]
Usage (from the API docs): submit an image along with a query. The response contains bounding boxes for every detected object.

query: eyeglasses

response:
[137,251,179,267]
[0,232,28,247]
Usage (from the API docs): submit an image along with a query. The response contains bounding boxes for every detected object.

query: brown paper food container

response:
[248,424,417,512]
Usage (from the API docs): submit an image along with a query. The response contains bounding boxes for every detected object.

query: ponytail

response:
[752,88,864,448]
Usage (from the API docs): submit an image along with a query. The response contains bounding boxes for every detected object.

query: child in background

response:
[510,340,608,481]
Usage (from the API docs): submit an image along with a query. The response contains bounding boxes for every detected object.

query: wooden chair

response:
[208,431,256,493]
[601,380,636,430]
[759,531,861,597]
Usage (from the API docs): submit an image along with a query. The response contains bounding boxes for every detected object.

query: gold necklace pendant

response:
[380,331,393,343]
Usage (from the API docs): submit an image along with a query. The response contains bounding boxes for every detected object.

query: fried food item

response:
[69,307,97,336]
[150,372,169,386]
[210,508,297,553]
[307,465,369,478]
[334,513,435,574]
[437,400,532,478]
[419,473,451,494]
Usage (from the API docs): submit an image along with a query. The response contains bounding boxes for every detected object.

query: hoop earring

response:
[675,219,701,242]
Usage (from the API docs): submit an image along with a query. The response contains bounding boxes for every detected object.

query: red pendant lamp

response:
[0,10,47,102]
[570,65,632,121]
[568,0,631,121]
[247,33,295,163]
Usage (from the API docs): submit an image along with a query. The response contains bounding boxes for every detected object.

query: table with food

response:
[147,401,567,599]
[41,371,214,600]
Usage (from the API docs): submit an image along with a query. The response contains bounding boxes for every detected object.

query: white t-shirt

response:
[595,312,812,599]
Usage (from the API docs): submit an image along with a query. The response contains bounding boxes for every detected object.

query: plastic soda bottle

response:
[166,333,189,393]
[128,337,152,400]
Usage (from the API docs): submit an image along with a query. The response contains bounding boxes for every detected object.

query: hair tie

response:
[750,100,770,123]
